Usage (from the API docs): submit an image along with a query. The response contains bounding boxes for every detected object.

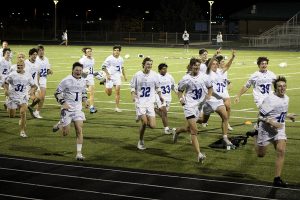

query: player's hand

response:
[287,113,297,122]
[4,90,9,97]
[62,103,71,110]
[47,69,53,75]
[107,74,111,80]
[234,96,240,104]
[179,97,185,106]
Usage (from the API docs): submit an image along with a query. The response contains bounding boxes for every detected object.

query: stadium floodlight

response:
[208,1,214,43]
[53,0,59,40]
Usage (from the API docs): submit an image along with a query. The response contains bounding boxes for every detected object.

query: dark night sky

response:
[1,0,298,20]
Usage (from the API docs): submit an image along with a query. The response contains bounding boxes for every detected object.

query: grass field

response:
[1,45,300,185]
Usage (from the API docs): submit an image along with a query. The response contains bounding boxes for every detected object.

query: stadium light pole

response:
[53,0,59,40]
[208,1,214,43]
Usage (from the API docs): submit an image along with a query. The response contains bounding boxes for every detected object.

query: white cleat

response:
[114,108,122,113]
[202,123,208,128]
[164,128,172,135]
[172,128,178,143]
[198,152,206,163]
[20,131,28,138]
[76,153,85,161]
[33,111,43,119]
[137,141,146,150]
[228,124,233,131]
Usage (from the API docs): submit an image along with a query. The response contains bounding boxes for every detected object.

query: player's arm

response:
[258,115,283,129]
[223,50,236,72]
[2,81,9,96]
[82,88,89,108]
[54,85,70,109]
[121,66,127,81]
[130,75,137,102]
[102,65,111,80]
[287,113,297,122]
[234,86,249,104]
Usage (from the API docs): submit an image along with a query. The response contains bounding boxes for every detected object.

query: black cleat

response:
[28,106,36,118]
[273,177,287,187]
[246,129,258,137]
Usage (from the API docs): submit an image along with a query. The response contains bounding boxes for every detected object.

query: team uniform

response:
[36,56,51,88]
[155,73,176,111]
[0,57,11,83]
[178,72,212,119]
[54,75,87,127]
[199,63,207,74]
[202,70,225,115]
[245,70,276,107]
[5,71,35,109]
[79,56,95,86]
[131,70,160,119]
[257,93,289,146]
[102,55,124,88]
[24,59,39,87]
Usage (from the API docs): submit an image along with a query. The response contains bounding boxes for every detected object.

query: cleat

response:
[273,177,287,187]
[3,104,7,110]
[164,128,172,135]
[76,153,85,161]
[137,140,146,150]
[172,128,178,143]
[246,129,258,137]
[52,122,61,133]
[228,124,233,131]
[90,107,97,114]
[33,111,43,119]
[202,123,208,128]
[223,136,236,150]
[28,106,36,118]
[114,107,122,112]
[198,152,206,163]
[20,131,28,138]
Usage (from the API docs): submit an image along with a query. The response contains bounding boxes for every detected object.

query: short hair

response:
[158,63,168,71]
[113,45,121,51]
[82,47,92,54]
[142,57,152,67]
[72,62,83,70]
[199,48,207,55]
[37,44,44,51]
[215,55,224,63]
[28,48,38,56]
[273,76,287,90]
[257,57,269,65]
[2,48,11,56]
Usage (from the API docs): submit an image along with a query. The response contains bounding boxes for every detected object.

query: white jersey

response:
[130,70,160,106]
[210,68,229,99]
[200,63,207,74]
[25,59,39,86]
[102,55,124,79]
[178,72,212,108]
[182,33,189,41]
[5,71,35,100]
[245,70,276,107]
[79,56,95,77]
[259,93,289,135]
[36,56,50,79]
[158,73,176,102]
[56,75,87,112]
[0,57,11,81]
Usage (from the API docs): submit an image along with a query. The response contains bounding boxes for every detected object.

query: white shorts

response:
[155,94,171,111]
[60,109,86,127]
[39,77,47,89]
[218,90,230,99]
[85,75,95,86]
[135,103,155,119]
[183,105,200,120]
[256,122,286,146]
[105,77,121,89]
[203,99,224,115]
[6,96,28,109]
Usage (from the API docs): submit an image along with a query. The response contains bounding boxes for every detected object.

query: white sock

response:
[77,144,82,153]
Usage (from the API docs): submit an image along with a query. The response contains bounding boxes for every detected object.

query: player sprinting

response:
[130,57,163,150]
[256,76,296,187]
[172,58,213,163]
[154,63,178,134]
[79,47,97,113]
[235,57,276,136]
[2,60,37,137]
[102,45,127,112]
[35,44,53,118]
[52,62,89,161]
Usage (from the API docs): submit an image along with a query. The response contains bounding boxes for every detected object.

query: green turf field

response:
[1,45,299,185]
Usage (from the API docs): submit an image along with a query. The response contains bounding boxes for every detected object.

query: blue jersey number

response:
[116,66,120,72]
[216,82,226,93]
[75,92,79,101]
[161,85,170,94]
[40,69,47,77]
[276,112,287,123]
[192,88,202,100]
[15,84,24,92]
[260,84,271,94]
[140,87,151,97]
